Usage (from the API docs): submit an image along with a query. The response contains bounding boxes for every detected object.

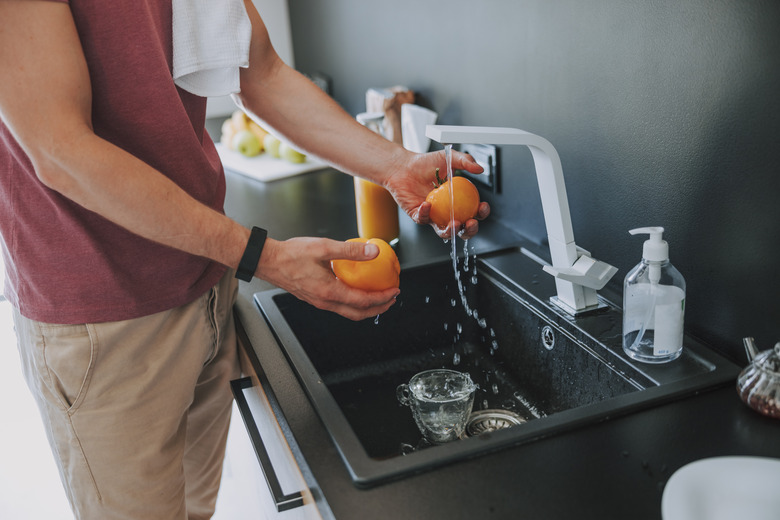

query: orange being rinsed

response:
[425,168,480,229]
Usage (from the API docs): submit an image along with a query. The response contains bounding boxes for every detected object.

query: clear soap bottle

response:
[622,227,686,363]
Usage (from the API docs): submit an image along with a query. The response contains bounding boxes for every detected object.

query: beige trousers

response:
[13,270,240,520]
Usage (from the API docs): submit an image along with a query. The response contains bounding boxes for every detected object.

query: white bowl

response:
[662,456,780,520]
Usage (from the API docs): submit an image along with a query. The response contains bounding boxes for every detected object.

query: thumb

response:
[453,150,484,175]
[339,239,379,261]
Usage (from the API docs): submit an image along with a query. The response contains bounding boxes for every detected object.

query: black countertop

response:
[224,165,780,520]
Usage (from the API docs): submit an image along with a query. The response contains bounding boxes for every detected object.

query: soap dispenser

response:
[623,227,686,363]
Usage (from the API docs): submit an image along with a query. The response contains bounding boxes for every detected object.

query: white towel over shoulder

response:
[172,0,252,97]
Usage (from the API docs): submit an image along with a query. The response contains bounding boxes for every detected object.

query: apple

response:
[263,134,281,158]
[231,130,262,157]
[248,120,268,143]
[279,142,306,164]
[220,119,237,148]
[231,110,249,132]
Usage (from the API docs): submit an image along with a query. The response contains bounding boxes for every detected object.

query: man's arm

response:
[235,1,488,240]
[234,1,410,186]
[0,2,397,320]
[0,2,249,267]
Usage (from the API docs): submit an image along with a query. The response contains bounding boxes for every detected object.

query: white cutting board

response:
[216,143,329,182]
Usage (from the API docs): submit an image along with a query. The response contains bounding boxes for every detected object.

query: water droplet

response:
[490,328,496,337]
[424,296,430,303]
[471,276,479,285]
[482,399,489,409]
[374,315,380,325]
[478,318,487,328]
[443,323,449,331]
[492,383,499,394]
[492,340,499,350]
[400,443,416,456]
[453,353,461,365]
[456,323,463,334]
[450,299,457,307]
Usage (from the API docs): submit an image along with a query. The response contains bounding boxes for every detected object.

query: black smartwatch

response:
[235,226,268,282]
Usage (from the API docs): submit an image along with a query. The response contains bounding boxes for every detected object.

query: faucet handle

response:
[543,255,618,291]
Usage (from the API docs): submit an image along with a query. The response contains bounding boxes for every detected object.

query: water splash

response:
[514,391,545,419]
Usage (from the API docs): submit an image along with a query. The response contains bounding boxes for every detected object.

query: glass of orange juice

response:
[353,177,399,245]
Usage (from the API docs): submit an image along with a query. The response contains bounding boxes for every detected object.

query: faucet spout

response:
[425,125,617,315]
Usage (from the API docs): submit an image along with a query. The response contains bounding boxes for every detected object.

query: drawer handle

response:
[230,377,305,512]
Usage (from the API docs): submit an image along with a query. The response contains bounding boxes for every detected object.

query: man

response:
[0,1,488,518]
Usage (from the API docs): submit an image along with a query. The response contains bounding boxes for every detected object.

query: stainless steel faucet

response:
[426,125,617,316]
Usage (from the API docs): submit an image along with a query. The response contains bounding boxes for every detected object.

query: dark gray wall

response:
[287,0,780,362]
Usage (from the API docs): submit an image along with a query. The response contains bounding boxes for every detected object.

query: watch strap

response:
[235,226,267,282]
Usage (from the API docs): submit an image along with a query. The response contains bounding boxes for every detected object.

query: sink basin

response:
[255,249,740,488]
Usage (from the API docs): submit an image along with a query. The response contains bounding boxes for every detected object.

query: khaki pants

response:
[13,270,240,520]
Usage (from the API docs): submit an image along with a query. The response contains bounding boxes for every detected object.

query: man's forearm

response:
[235,0,414,187]
[37,130,249,270]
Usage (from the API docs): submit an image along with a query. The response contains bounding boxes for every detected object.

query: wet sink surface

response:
[255,249,739,487]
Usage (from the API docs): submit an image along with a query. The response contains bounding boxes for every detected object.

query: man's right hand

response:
[255,237,400,321]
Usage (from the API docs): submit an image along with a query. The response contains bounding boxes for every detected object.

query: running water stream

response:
[442,145,500,398]
[444,145,473,317]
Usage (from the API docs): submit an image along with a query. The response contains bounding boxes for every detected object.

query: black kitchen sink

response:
[255,249,740,488]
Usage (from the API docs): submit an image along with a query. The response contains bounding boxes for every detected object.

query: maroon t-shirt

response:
[0,0,227,323]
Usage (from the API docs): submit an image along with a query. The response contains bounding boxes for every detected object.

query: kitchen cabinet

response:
[227,330,329,519]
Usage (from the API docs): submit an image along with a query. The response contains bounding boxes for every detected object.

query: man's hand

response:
[256,237,400,321]
[384,149,491,240]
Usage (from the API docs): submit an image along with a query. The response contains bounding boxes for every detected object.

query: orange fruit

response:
[425,175,480,229]
[331,238,400,291]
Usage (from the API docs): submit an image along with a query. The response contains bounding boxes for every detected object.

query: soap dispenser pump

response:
[622,227,686,363]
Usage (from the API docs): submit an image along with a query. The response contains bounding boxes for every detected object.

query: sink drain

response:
[466,409,526,437]
[541,325,555,350]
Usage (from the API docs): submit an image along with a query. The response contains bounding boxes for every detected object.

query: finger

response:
[451,150,484,174]
[432,219,464,240]
[316,285,400,321]
[458,219,480,240]
[329,239,380,261]
[337,296,398,321]
[476,201,491,220]
[413,201,432,225]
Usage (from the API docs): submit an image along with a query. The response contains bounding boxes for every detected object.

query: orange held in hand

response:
[331,238,401,291]
[425,170,480,229]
